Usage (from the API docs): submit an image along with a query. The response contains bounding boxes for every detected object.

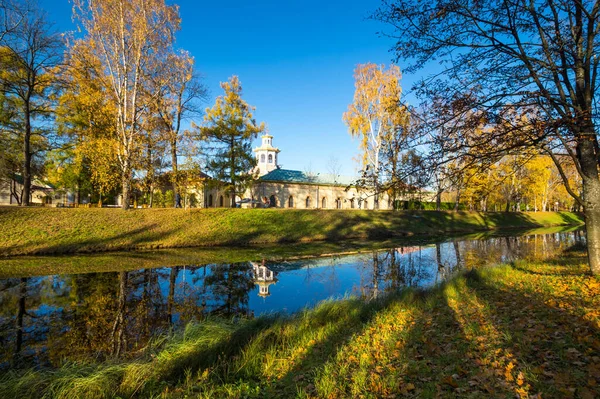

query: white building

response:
[198,133,395,210]
[0,175,74,206]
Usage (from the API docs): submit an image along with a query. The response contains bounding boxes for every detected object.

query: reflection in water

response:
[0,230,581,368]
[251,260,277,297]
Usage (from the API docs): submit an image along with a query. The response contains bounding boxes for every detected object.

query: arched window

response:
[336,198,342,209]
[322,197,327,208]
[350,198,355,209]
[219,195,224,207]
[269,195,277,207]
[268,154,273,163]
[288,196,294,208]
[305,196,311,208]
[208,194,213,207]
[260,154,265,162]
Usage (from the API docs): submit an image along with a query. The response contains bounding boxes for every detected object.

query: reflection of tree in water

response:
[359,247,433,299]
[391,247,432,288]
[0,277,53,367]
[204,263,254,317]
[0,229,584,369]
[39,273,116,365]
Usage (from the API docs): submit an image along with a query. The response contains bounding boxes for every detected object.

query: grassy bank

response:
[0,225,581,278]
[0,207,584,256]
[1,247,598,398]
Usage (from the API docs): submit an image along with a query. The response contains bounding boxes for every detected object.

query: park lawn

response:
[0,207,584,256]
[0,225,580,278]
[1,246,599,398]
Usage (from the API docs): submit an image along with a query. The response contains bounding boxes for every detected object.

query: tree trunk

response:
[579,135,600,275]
[121,163,131,210]
[167,266,179,325]
[453,240,462,270]
[111,271,128,356]
[22,104,32,206]
[454,187,461,211]
[372,252,379,299]
[436,188,442,211]
[435,243,443,283]
[171,137,178,208]
[14,278,27,361]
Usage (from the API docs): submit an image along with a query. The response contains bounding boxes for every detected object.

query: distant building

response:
[0,175,73,206]
[196,134,400,209]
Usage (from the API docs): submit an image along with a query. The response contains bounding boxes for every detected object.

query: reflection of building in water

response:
[395,246,423,256]
[251,260,277,297]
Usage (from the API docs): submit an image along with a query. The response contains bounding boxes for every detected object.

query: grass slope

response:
[0,207,584,256]
[1,247,598,398]
[0,225,580,279]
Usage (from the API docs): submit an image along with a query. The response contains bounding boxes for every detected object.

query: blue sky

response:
[40,0,415,176]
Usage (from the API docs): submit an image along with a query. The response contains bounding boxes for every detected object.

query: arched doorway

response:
[208,194,213,207]
[335,198,342,209]
[269,195,277,207]
[219,195,224,207]
[322,197,327,208]
[305,196,311,208]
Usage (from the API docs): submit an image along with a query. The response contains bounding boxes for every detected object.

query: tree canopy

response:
[376,0,600,274]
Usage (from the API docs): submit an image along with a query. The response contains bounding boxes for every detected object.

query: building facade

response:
[198,134,393,210]
[0,175,73,206]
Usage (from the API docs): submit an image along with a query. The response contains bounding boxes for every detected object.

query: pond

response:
[0,227,584,369]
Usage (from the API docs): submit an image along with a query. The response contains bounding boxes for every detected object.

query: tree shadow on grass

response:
[262,297,396,397]
[5,224,182,256]
[557,211,585,226]
[386,286,519,398]
[509,258,590,276]
[130,315,279,397]
[463,270,600,398]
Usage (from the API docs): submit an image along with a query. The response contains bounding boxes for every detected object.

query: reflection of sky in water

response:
[0,230,583,368]
[250,255,372,315]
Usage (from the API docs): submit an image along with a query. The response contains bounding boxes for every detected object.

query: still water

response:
[0,228,584,368]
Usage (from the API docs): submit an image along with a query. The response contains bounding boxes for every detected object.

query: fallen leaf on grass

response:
[442,375,458,388]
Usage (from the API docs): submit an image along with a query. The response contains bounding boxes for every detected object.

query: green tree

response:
[0,4,62,205]
[199,76,265,207]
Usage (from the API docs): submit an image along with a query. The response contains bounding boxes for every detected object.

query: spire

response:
[253,133,280,176]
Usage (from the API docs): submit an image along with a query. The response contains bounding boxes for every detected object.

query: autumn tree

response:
[376,0,600,274]
[343,63,408,209]
[72,0,180,209]
[56,42,120,205]
[199,76,265,207]
[147,50,206,207]
[0,3,62,205]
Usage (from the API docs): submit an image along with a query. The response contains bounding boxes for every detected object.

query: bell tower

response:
[253,134,280,176]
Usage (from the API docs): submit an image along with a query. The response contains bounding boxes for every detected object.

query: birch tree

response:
[343,63,406,209]
[147,50,206,207]
[72,0,180,209]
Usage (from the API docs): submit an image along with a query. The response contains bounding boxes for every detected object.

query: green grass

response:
[1,246,598,398]
[0,225,580,278]
[0,207,584,256]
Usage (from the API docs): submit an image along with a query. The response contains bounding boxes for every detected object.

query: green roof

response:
[259,169,357,186]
